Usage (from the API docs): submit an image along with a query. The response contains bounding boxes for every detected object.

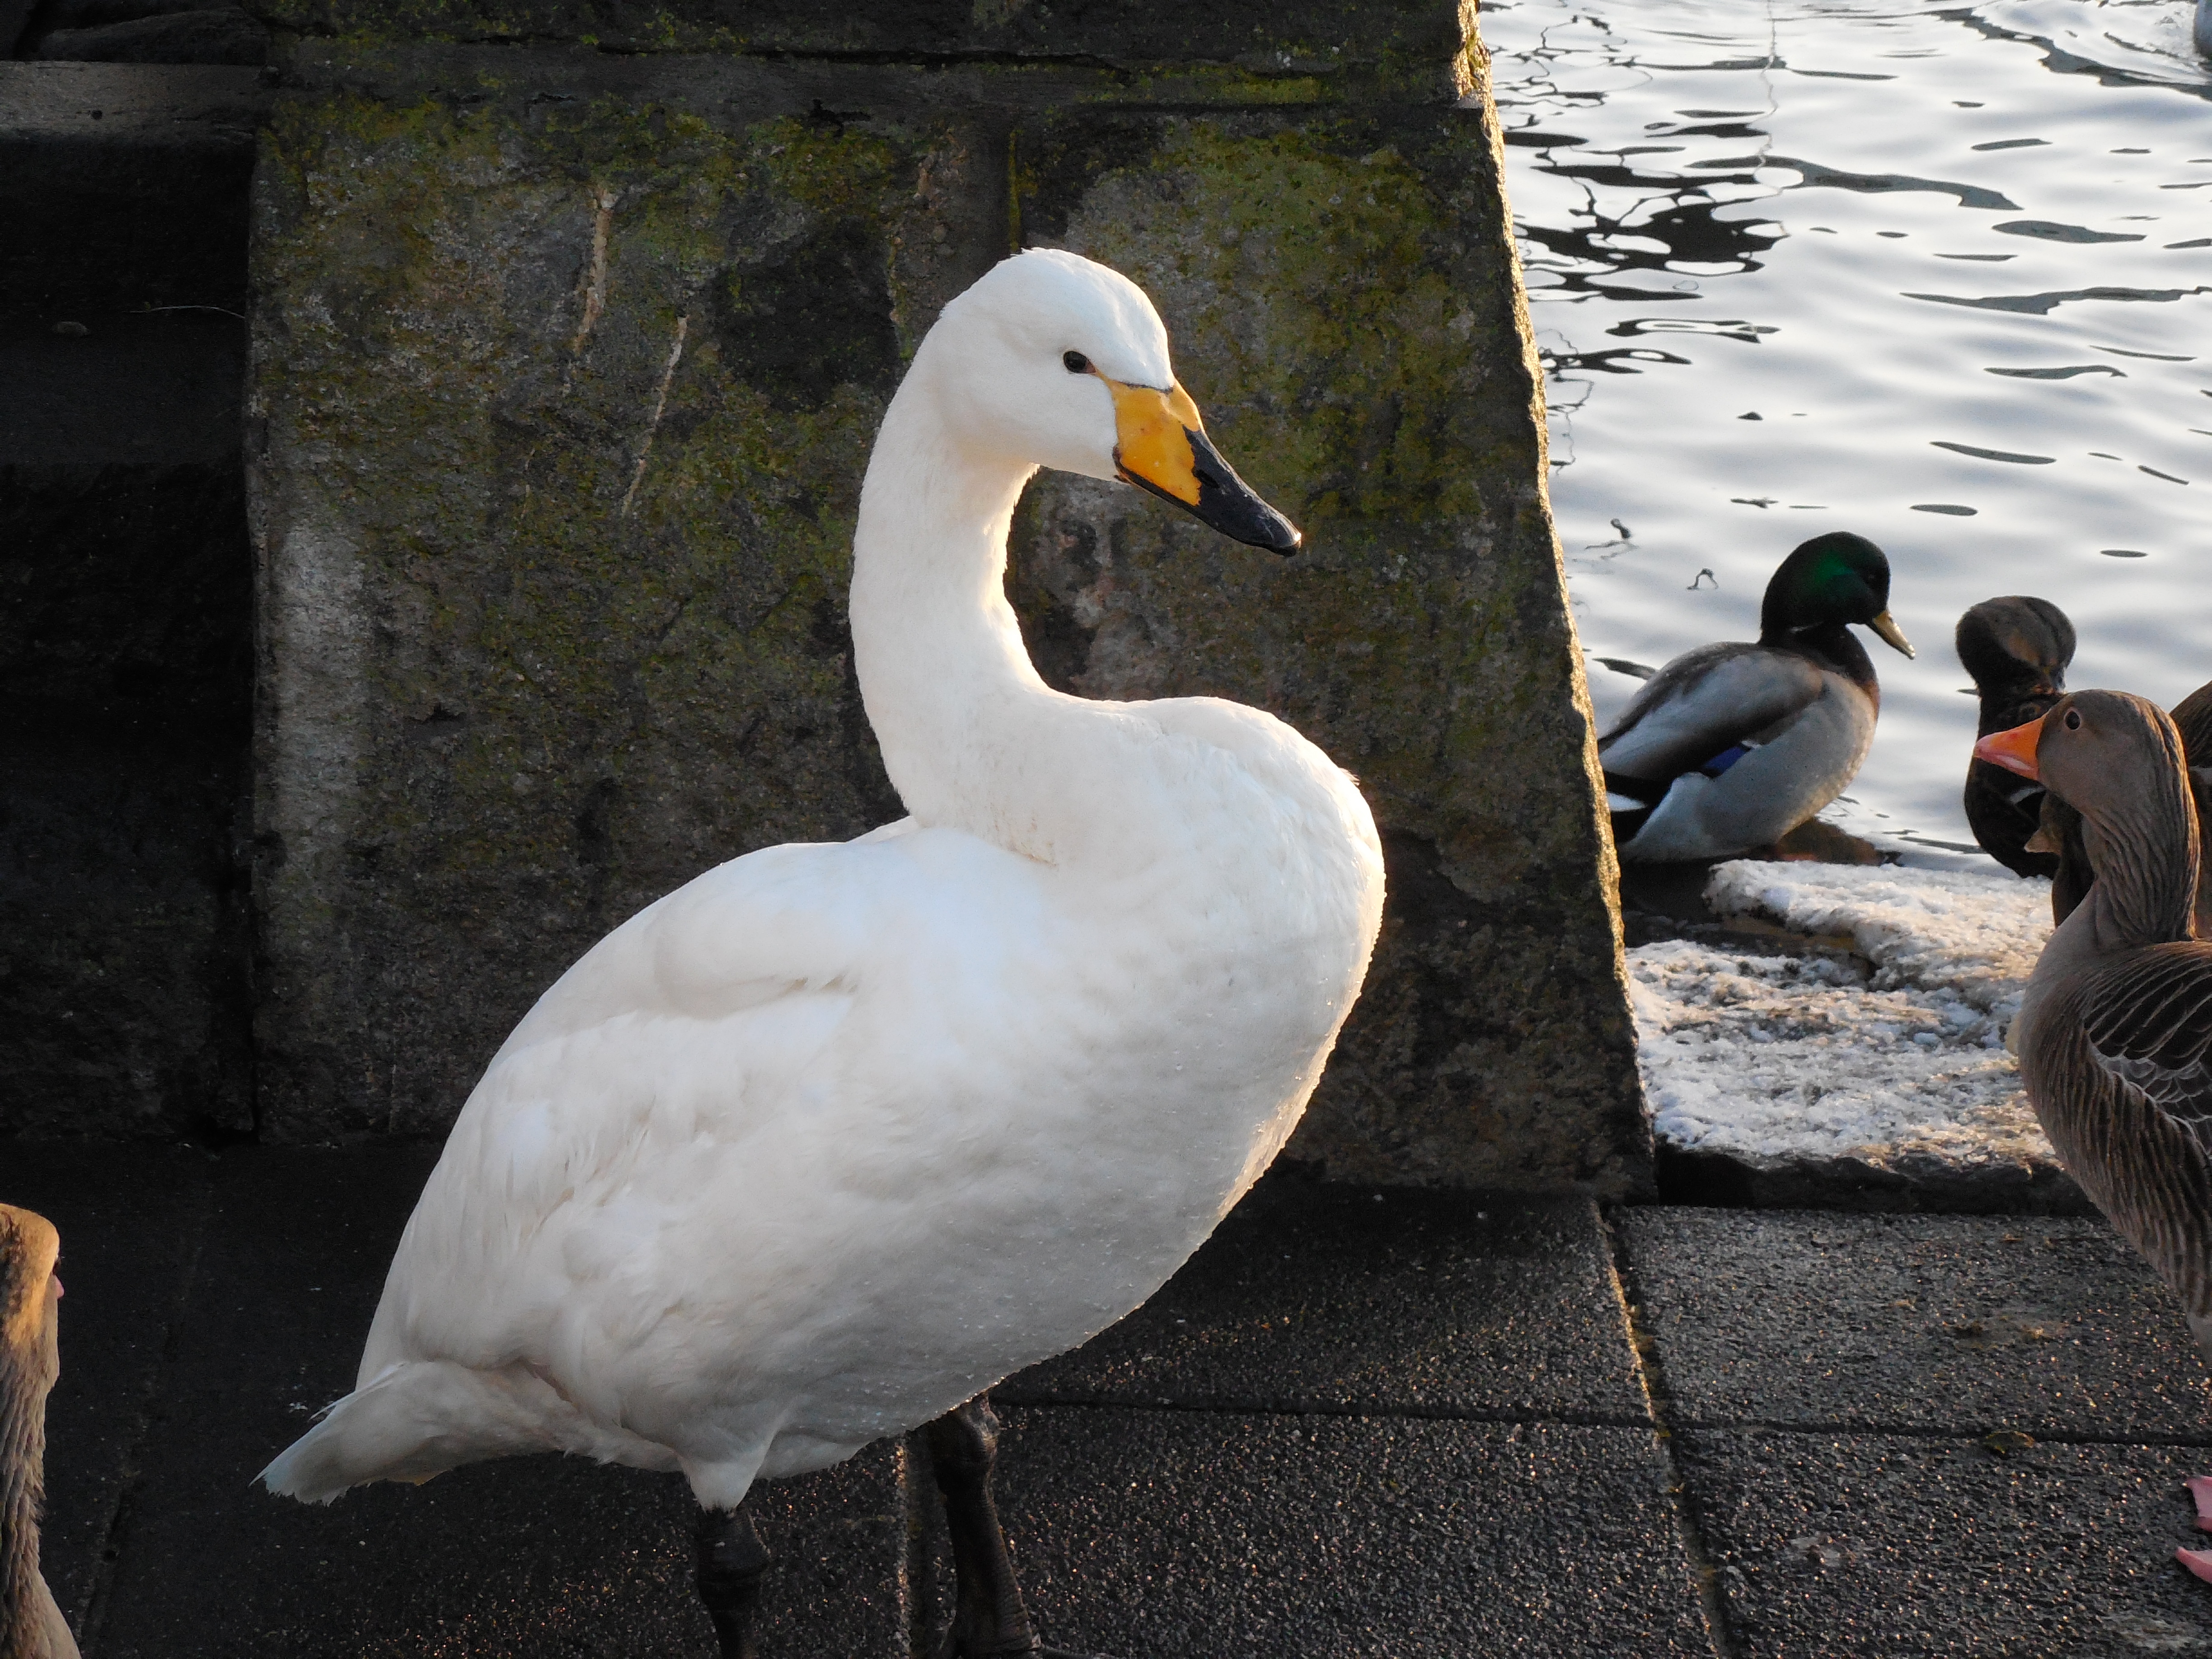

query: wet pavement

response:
[10,1140,2212,1656]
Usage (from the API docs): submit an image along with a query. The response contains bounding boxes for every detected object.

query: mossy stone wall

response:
[249,11,1650,1191]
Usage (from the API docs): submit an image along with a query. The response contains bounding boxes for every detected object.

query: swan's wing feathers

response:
[1599,643,1826,781]
[507,841,890,1049]
[2083,945,2212,1154]
[366,839,931,1378]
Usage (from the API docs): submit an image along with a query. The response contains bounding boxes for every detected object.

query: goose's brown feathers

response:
[2081,944,2212,1148]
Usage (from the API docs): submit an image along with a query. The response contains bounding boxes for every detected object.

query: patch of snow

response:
[1633,860,2059,1182]
[1704,859,2051,1026]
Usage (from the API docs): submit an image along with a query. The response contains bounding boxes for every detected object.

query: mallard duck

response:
[1599,531,1914,862]
[260,249,1386,1657]
[1977,692,2212,1580]
[1,1204,78,1659]
[1956,595,2075,879]
[2032,676,2212,931]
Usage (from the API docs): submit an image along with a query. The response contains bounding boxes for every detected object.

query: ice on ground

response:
[1704,859,2052,1024]
[1633,861,2057,1180]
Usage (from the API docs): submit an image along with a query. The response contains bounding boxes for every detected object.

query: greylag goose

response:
[1976,691,2212,1580]
[260,248,1385,1656]
[1600,531,1913,862]
[2,1204,77,1659]
[2031,676,2212,931]
[1957,595,2075,880]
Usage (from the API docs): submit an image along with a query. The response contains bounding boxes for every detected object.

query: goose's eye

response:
[2063,709,2082,730]
[1063,351,1091,375]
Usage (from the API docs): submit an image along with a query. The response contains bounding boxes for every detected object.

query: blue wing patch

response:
[1698,743,1755,778]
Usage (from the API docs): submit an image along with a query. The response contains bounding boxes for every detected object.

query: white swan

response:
[262,248,1385,1655]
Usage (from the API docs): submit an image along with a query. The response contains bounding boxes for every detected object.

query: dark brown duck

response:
[1956,595,2075,880]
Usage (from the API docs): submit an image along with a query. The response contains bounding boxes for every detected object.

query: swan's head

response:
[928,248,1301,554]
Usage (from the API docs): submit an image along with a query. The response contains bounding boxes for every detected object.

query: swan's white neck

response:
[849,352,1083,861]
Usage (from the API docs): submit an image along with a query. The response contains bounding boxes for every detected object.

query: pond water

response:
[1478,0,2211,860]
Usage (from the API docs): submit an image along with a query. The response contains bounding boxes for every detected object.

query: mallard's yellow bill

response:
[1870,610,1915,659]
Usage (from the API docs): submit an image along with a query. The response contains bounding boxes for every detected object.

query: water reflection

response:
[1482,0,2212,859]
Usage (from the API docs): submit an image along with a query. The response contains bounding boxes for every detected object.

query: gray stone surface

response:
[1003,1180,1649,1423]
[1677,1429,2212,1658]
[1,65,261,1138]
[244,13,1645,1191]
[1617,1208,2212,1441]
[245,0,1477,97]
[23,1140,2212,1655]
[980,1409,1714,1659]
[0,64,265,322]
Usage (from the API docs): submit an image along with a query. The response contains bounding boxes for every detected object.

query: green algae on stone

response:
[249,39,1642,1189]
[253,88,931,1134]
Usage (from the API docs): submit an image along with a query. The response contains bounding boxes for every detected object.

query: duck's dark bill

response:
[1123,428,1302,555]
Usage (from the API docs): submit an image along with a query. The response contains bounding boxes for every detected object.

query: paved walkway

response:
[11,1142,2212,1656]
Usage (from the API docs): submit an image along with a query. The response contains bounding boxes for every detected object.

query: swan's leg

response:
[696,1503,773,1658]
[927,1394,1112,1659]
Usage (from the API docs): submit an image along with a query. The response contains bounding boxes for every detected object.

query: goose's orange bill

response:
[1973,714,2045,781]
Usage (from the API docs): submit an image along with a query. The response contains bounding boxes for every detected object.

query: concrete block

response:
[0,63,264,1136]
[1003,1176,1650,1423]
[246,19,1643,1188]
[968,1407,1715,1658]
[242,0,1476,100]
[1677,1429,2212,1657]
[1618,1208,2212,1440]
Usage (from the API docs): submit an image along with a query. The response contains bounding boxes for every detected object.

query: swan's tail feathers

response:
[258,1360,571,1504]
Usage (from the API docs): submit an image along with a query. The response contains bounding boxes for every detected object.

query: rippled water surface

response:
[1480,0,2211,857]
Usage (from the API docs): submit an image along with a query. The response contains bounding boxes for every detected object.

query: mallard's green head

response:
[1758,532,1913,657]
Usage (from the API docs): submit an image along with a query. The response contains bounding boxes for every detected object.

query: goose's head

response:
[1758,531,1913,657]
[1977,690,2197,881]
[1955,595,2075,698]
[927,248,1300,554]
[0,1203,62,1400]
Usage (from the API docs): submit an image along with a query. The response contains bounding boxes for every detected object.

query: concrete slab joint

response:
[243,0,1645,1190]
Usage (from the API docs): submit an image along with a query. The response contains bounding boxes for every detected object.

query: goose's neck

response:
[2083,777,2201,949]
[1,1355,49,1653]
[848,368,1077,857]
[2021,773,2198,1050]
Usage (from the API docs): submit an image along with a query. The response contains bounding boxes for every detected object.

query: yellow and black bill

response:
[1104,379,1301,555]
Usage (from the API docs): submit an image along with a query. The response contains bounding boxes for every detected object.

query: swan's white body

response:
[262,249,1384,1512]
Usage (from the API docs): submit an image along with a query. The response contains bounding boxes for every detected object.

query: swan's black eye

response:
[1063,351,1091,374]
[2064,708,2082,730]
